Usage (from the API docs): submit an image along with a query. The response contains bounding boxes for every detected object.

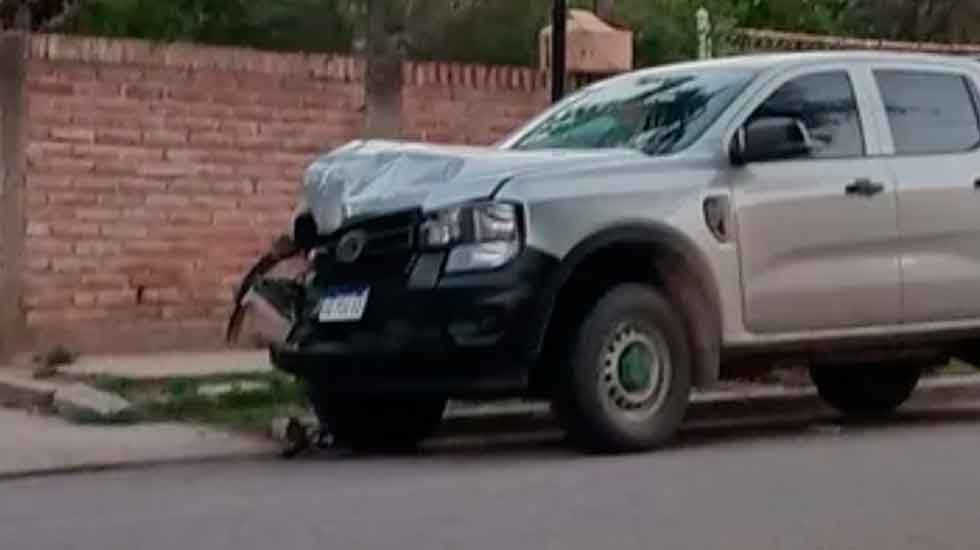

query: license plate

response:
[318,285,370,323]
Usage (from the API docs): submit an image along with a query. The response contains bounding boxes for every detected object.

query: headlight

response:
[419,202,523,273]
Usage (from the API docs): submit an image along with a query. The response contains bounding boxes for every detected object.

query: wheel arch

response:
[528,222,723,390]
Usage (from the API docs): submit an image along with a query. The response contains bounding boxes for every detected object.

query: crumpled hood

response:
[302,140,641,234]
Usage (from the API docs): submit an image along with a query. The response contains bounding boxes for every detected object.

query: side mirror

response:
[729,116,813,165]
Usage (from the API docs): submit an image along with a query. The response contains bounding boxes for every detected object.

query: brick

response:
[122,208,167,222]
[118,178,167,194]
[27,174,72,190]
[211,180,254,195]
[75,239,123,256]
[96,128,141,145]
[72,143,163,162]
[23,289,75,308]
[27,140,73,160]
[97,66,144,82]
[124,83,165,100]
[128,270,183,288]
[100,223,149,239]
[49,191,98,206]
[27,308,111,326]
[51,257,103,273]
[166,88,213,103]
[50,221,100,238]
[145,193,190,208]
[98,193,146,208]
[74,177,119,192]
[137,162,190,178]
[73,81,124,97]
[81,273,131,289]
[73,291,96,307]
[75,208,121,222]
[168,209,213,224]
[235,163,288,179]
[26,222,51,237]
[208,150,255,164]
[255,180,299,195]
[50,127,95,143]
[162,305,213,320]
[142,287,183,304]
[29,80,74,95]
[219,120,259,135]
[165,116,220,132]
[212,210,254,225]
[189,131,235,147]
[24,274,78,292]
[143,129,188,146]
[91,158,143,176]
[123,240,173,254]
[96,289,138,307]
[27,257,51,272]
[165,149,212,163]
[234,135,280,150]
[26,237,73,255]
[30,156,95,174]
[191,195,238,209]
[189,163,235,177]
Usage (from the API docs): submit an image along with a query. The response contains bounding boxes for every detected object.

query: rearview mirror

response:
[730,117,813,165]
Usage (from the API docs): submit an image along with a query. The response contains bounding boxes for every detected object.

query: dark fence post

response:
[551,0,567,103]
[0,32,28,361]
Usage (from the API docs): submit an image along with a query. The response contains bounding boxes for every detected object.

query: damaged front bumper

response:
[226,235,307,348]
[229,241,559,397]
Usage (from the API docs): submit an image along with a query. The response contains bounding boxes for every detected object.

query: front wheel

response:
[810,364,921,417]
[310,388,447,453]
[552,284,692,454]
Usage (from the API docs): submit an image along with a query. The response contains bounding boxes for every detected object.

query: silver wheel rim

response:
[599,323,672,419]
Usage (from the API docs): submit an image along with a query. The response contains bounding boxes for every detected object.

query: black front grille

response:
[313,209,421,282]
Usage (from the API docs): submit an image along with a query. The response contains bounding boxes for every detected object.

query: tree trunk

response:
[595,0,615,20]
[362,0,404,139]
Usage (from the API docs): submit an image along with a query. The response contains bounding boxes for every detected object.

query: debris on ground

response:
[53,383,134,422]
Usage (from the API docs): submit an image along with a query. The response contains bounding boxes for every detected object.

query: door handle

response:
[845,178,885,197]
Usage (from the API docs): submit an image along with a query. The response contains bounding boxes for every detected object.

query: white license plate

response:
[318,285,370,323]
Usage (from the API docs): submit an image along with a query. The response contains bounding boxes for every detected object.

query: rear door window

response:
[874,70,980,155]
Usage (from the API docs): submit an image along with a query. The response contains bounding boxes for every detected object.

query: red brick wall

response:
[19,34,548,353]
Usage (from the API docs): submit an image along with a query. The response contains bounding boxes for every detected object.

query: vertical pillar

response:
[0,32,28,361]
[551,0,567,103]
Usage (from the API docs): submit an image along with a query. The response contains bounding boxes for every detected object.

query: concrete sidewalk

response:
[61,351,273,380]
[0,408,275,480]
[3,350,979,480]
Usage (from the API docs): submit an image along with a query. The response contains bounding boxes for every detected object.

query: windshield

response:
[507,68,758,155]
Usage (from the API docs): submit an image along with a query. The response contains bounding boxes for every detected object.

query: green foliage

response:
[62,0,353,53]
[406,1,551,66]
[89,372,310,432]
[54,0,980,68]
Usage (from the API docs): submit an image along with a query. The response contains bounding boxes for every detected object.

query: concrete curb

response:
[0,450,273,483]
[0,372,58,410]
[438,374,980,436]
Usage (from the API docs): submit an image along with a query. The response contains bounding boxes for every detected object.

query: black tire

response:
[810,364,921,417]
[310,387,447,453]
[552,283,692,453]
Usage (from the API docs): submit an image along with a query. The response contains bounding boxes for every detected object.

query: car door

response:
[730,67,902,334]
[868,66,980,323]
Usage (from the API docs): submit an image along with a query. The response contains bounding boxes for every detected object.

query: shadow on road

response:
[299,403,980,464]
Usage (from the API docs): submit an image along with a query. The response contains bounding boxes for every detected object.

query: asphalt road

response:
[3,408,980,550]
